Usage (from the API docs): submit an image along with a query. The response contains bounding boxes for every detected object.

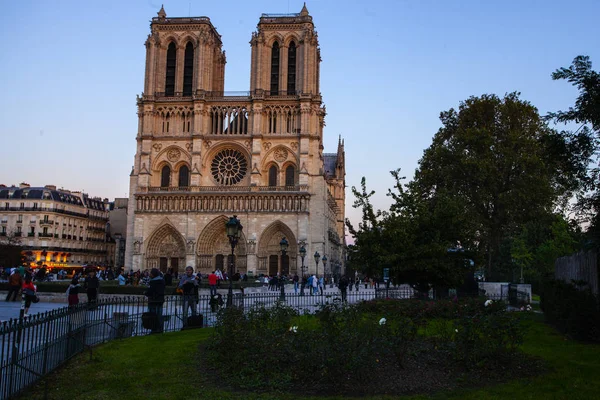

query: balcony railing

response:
[0,232,6,236]
[27,233,35,237]
[140,185,309,194]
[38,233,54,238]
[39,220,54,225]
[14,232,22,237]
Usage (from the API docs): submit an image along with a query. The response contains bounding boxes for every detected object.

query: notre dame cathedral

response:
[124,4,346,278]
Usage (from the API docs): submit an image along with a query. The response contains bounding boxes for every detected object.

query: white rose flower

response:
[484,300,493,307]
[289,326,298,333]
[379,318,386,326]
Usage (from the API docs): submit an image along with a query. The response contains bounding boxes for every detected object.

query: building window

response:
[161,165,171,187]
[165,42,177,96]
[210,149,248,186]
[270,42,280,95]
[33,202,38,210]
[178,165,190,187]
[17,215,23,223]
[287,41,296,94]
[4,202,8,210]
[183,42,194,96]
[268,165,278,187]
[285,165,295,186]
[16,226,21,234]
[20,202,24,210]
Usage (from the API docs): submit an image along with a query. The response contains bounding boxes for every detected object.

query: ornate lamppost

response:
[314,251,320,278]
[279,237,288,301]
[299,244,306,296]
[225,215,243,308]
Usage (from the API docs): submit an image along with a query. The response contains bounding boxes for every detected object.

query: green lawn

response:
[20,315,600,400]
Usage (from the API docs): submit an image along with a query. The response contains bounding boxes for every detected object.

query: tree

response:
[413,93,585,279]
[547,55,600,242]
[0,230,23,268]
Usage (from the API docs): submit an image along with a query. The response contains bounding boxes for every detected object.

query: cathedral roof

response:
[323,154,338,179]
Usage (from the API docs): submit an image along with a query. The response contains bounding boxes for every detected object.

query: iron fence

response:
[0,284,518,399]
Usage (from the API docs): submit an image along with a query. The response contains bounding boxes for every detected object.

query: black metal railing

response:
[0,284,516,399]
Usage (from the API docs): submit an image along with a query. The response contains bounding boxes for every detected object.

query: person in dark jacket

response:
[84,271,100,308]
[144,268,165,333]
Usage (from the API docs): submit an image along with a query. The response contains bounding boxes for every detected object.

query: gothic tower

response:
[125,5,346,278]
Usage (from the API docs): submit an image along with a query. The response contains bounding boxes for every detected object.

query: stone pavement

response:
[0,300,65,322]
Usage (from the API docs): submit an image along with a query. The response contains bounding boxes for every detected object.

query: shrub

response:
[541,279,600,341]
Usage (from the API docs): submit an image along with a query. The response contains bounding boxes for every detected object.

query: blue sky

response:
[1,0,598,231]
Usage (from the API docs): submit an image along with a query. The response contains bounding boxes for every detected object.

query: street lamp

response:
[314,251,320,278]
[279,237,288,301]
[299,244,306,296]
[225,215,243,307]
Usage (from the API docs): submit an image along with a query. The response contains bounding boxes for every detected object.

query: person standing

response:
[144,268,165,333]
[118,271,126,286]
[319,276,324,296]
[21,275,37,317]
[5,269,23,302]
[311,274,318,295]
[293,274,299,294]
[164,269,173,286]
[179,266,199,325]
[66,277,81,307]
[208,270,218,296]
[84,271,100,308]
[338,275,349,303]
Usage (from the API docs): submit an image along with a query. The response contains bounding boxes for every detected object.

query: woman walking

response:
[21,275,37,317]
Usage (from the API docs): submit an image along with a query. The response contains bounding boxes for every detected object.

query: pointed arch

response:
[257,221,297,257]
[145,222,186,272]
[196,215,247,274]
[161,165,171,187]
[268,164,278,186]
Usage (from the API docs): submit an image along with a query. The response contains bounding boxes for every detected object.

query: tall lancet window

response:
[270,42,280,95]
[287,41,296,94]
[178,165,190,187]
[165,42,177,96]
[268,165,278,186]
[161,165,171,188]
[183,42,194,96]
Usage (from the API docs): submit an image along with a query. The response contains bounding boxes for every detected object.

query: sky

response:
[1,0,599,234]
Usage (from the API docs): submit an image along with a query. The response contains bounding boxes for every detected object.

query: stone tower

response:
[125,4,346,279]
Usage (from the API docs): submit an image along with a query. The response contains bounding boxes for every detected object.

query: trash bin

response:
[112,312,134,339]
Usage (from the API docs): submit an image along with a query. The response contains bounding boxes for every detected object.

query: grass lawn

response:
[20,314,600,400]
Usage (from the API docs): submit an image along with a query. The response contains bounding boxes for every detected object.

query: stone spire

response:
[300,2,309,16]
[157,5,167,19]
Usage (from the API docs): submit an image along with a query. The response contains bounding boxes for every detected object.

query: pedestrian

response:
[355,278,359,291]
[311,274,318,295]
[178,266,199,325]
[338,275,349,302]
[293,273,299,294]
[144,268,165,333]
[21,275,37,317]
[84,271,100,307]
[66,277,81,307]
[208,270,218,296]
[164,269,173,286]
[118,271,126,285]
[5,269,23,302]
[319,276,324,295]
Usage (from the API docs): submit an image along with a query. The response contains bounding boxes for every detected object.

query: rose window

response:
[211,149,248,185]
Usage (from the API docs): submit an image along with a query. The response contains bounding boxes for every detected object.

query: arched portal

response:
[196,215,247,275]
[257,221,297,276]
[145,223,186,273]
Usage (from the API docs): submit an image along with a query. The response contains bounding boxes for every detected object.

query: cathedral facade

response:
[124,5,346,278]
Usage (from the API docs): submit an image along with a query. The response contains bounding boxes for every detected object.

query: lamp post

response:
[279,237,288,301]
[225,215,243,308]
[299,244,306,296]
[322,255,328,289]
[314,251,320,278]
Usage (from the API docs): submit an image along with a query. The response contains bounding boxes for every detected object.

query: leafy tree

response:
[413,93,584,279]
[547,55,600,242]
